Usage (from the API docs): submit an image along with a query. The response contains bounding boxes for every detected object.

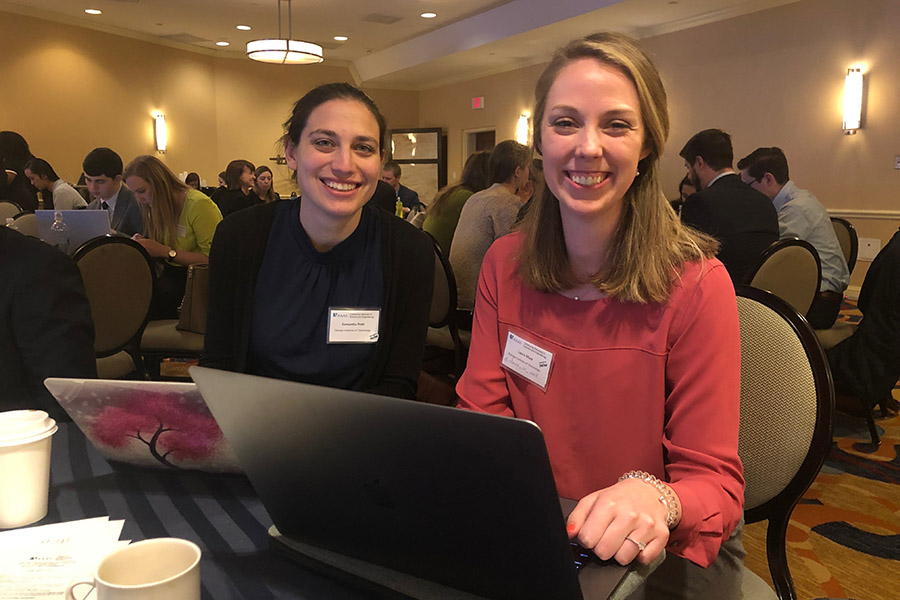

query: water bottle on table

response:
[49,210,69,254]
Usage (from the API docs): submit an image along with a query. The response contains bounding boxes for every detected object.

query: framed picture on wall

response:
[387,127,446,208]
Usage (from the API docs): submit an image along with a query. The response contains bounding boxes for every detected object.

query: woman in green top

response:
[422,150,490,253]
[124,154,223,318]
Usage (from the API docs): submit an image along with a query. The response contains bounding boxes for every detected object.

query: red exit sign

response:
[472,96,484,109]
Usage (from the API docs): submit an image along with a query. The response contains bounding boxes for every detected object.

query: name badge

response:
[501,331,554,390]
[327,308,380,344]
[176,224,187,238]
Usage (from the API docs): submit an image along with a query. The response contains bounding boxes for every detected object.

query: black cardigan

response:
[200,201,434,400]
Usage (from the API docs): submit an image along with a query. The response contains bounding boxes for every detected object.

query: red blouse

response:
[456,233,744,567]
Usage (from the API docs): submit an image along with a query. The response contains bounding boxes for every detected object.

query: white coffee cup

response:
[0,409,58,529]
[66,537,201,600]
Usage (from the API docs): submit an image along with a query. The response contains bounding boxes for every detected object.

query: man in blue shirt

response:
[381,160,420,213]
[738,146,850,328]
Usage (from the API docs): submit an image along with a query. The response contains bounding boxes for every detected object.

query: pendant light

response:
[247,0,323,65]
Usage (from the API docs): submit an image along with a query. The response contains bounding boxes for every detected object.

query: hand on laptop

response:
[565,478,678,566]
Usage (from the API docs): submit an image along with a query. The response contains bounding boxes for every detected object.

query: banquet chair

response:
[73,236,155,379]
[735,285,835,600]
[744,238,820,318]
[0,200,21,221]
[421,232,469,402]
[830,217,858,275]
[140,264,207,380]
[10,211,39,238]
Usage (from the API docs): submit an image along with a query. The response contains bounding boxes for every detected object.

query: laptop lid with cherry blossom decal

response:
[43,378,241,473]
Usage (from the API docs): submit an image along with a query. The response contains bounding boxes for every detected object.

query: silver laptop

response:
[190,366,629,599]
[35,209,111,254]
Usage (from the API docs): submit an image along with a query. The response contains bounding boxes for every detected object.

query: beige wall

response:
[0,11,419,195]
[418,0,900,290]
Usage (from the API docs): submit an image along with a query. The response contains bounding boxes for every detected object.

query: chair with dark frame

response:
[73,236,156,379]
[735,285,835,600]
[743,238,821,319]
[830,217,858,276]
[0,200,22,221]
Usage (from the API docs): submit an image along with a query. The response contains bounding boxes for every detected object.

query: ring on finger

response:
[624,536,646,552]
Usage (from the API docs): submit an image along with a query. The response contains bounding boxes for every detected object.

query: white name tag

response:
[501,331,554,390]
[327,308,380,344]
[176,224,187,238]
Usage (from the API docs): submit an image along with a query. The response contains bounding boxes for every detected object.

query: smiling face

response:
[285,98,382,225]
[540,58,648,226]
[124,175,153,206]
[256,170,272,192]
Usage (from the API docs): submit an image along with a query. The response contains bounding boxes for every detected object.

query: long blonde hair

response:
[518,32,718,304]
[123,155,188,245]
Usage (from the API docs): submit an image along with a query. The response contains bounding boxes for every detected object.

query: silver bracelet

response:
[618,470,680,530]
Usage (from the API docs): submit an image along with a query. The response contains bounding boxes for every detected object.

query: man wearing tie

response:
[82,147,143,236]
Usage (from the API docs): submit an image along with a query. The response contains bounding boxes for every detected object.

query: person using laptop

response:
[456,33,745,598]
[123,155,222,319]
[201,83,434,400]
[82,147,143,237]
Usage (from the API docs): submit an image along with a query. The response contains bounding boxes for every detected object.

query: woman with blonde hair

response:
[457,32,744,597]
[124,155,222,318]
[253,165,280,203]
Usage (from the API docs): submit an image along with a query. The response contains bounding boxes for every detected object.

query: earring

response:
[636,168,641,177]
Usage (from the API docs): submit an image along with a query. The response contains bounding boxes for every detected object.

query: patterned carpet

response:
[742,302,900,600]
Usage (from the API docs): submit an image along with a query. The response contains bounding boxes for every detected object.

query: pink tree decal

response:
[90,391,223,469]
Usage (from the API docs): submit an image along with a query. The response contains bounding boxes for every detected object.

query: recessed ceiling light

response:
[236,25,251,31]
[420,12,437,19]
[84,9,102,15]
[216,41,230,47]
[334,35,348,41]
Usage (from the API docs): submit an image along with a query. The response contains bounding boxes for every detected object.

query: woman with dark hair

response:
[212,159,260,218]
[0,130,38,210]
[670,174,696,215]
[123,155,222,318]
[185,172,201,191]
[202,83,434,400]
[253,165,280,203]
[422,150,490,253]
[457,33,743,597]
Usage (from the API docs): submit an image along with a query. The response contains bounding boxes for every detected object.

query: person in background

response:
[670,175,695,216]
[83,147,143,236]
[123,155,222,319]
[217,171,227,188]
[515,157,544,224]
[679,129,778,283]
[23,157,87,210]
[253,165,280,203]
[1,226,96,421]
[0,130,38,211]
[456,33,744,597]
[737,146,850,328]
[382,160,421,213]
[422,150,491,254]
[185,172,201,191]
[449,139,531,311]
[212,159,260,218]
[202,83,434,400]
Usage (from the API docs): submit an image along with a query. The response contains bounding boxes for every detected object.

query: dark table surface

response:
[43,422,374,599]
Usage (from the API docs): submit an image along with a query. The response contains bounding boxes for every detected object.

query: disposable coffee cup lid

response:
[0,410,58,447]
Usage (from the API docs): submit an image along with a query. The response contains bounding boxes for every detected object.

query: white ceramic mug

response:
[0,409,58,529]
[66,537,201,600]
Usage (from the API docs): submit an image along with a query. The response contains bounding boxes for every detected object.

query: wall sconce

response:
[154,114,167,153]
[842,68,863,134]
[516,112,530,145]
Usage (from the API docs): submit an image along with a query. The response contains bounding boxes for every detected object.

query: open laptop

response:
[190,366,629,600]
[35,209,111,253]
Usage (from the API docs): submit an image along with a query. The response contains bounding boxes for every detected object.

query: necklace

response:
[573,296,579,301]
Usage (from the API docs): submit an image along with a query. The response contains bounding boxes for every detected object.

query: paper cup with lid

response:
[0,409,58,528]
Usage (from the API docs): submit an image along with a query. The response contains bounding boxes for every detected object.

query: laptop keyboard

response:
[570,542,620,571]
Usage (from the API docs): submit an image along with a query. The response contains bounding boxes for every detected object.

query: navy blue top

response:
[249,199,383,390]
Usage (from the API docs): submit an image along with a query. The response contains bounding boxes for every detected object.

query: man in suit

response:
[679,129,778,283]
[83,147,143,236]
[0,227,96,421]
[737,147,850,328]
[382,160,421,213]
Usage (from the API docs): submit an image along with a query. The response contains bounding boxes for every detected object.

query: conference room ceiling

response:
[2,0,800,89]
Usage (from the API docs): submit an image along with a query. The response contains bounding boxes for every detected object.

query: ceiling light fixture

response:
[421,12,437,19]
[84,9,102,15]
[334,36,348,42]
[236,25,252,31]
[247,0,323,65]
[216,41,230,47]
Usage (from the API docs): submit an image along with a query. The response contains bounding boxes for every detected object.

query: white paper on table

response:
[0,517,129,599]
